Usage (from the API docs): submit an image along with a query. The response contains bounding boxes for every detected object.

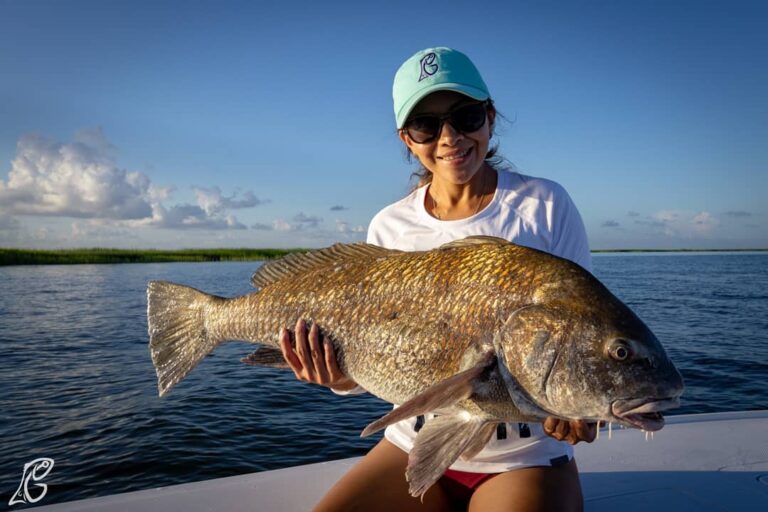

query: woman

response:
[279,47,596,511]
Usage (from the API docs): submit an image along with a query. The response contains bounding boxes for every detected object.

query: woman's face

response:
[399,90,495,186]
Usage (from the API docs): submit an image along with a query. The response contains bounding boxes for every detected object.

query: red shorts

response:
[442,468,500,490]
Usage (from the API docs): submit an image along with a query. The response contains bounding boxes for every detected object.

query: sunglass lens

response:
[404,102,487,143]
[406,117,440,143]
[451,103,486,132]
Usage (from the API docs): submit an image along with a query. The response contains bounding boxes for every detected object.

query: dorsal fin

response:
[251,242,399,289]
[437,235,511,250]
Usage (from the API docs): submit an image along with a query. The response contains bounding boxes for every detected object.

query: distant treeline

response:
[0,248,303,266]
[1,247,765,266]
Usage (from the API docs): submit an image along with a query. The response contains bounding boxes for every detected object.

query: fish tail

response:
[147,280,226,397]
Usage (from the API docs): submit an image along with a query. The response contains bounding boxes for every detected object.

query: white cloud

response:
[270,213,324,232]
[273,219,293,231]
[0,130,262,232]
[129,203,247,230]
[266,212,324,232]
[293,212,323,228]
[148,184,174,203]
[335,219,365,234]
[193,186,266,215]
[654,210,680,224]
[643,210,719,238]
[692,211,718,233]
[0,129,153,219]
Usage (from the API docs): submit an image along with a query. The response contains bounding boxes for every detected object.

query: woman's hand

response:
[543,417,597,445]
[279,319,358,392]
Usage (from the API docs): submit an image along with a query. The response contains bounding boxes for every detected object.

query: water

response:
[1,254,767,508]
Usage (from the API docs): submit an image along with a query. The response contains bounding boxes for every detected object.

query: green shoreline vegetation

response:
[0,247,766,266]
[0,248,303,266]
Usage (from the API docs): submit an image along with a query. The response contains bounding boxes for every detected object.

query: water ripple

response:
[0,255,766,508]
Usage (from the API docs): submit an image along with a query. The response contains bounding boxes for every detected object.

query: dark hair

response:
[401,99,510,189]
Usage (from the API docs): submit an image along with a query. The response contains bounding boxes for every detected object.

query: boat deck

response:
[34,411,768,511]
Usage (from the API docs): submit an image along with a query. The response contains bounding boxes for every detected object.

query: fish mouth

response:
[610,397,681,431]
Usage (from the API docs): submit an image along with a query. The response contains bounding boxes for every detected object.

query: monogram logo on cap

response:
[418,53,438,81]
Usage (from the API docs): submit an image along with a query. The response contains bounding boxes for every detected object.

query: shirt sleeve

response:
[550,188,593,273]
[366,212,386,246]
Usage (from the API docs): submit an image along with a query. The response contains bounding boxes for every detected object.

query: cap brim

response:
[396,83,490,129]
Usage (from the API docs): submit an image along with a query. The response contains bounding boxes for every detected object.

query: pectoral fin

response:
[406,414,488,497]
[360,352,495,437]
[240,346,290,369]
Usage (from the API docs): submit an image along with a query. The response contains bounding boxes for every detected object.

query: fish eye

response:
[608,339,632,361]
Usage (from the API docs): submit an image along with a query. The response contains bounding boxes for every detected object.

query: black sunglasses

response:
[403,101,489,144]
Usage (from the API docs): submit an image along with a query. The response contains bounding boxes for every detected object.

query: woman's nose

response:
[438,119,463,143]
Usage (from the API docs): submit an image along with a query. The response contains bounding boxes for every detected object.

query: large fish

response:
[147,236,684,496]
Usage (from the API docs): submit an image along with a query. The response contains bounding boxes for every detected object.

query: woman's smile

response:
[439,147,473,164]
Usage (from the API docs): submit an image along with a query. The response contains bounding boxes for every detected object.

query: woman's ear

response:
[487,106,497,133]
[399,130,414,154]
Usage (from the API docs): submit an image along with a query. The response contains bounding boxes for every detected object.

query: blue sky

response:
[1,0,766,250]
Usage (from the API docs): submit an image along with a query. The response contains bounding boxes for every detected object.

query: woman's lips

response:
[439,147,472,164]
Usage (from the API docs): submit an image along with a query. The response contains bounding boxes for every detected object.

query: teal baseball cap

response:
[393,47,490,129]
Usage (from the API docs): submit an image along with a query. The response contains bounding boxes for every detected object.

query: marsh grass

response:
[0,248,304,266]
[1,247,764,266]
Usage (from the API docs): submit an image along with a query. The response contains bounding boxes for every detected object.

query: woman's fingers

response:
[543,416,559,438]
[279,322,314,382]
[323,337,360,391]
[544,417,598,445]
[282,319,332,385]
[569,420,597,444]
[554,419,569,440]
[324,338,344,381]
[279,327,303,379]
[280,319,358,390]
[308,323,329,383]
[543,417,571,442]
[293,319,316,381]
[543,417,569,441]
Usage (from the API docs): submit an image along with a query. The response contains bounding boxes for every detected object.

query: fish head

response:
[496,291,684,431]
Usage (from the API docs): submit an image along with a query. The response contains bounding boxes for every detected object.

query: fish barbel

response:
[147,236,684,496]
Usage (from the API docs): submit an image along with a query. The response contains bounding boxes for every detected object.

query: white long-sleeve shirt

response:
[358,169,592,473]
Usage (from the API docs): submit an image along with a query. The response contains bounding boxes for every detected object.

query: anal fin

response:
[459,422,497,461]
[406,414,487,498]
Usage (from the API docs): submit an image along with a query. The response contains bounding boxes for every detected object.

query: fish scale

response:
[147,236,684,497]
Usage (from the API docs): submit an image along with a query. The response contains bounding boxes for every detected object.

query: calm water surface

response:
[1,253,766,508]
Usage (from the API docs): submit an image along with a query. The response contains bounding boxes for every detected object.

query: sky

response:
[1,0,766,250]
